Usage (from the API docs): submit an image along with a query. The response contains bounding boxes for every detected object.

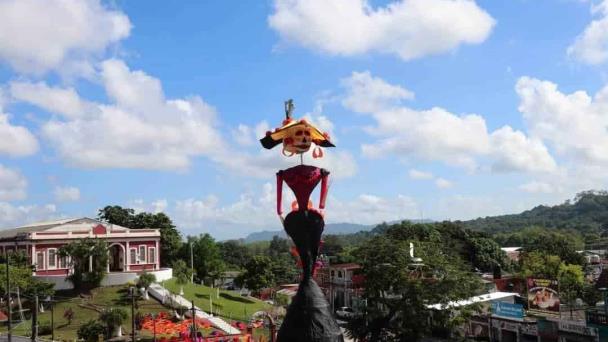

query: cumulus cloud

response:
[0,0,131,75]
[0,112,38,157]
[567,1,608,65]
[140,184,418,239]
[54,186,80,202]
[268,0,495,61]
[13,59,222,171]
[342,71,556,173]
[408,169,434,180]
[489,126,557,173]
[0,203,58,228]
[10,82,92,119]
[516,76,608,165]
[342,71,414,113]
[0,165,27,201]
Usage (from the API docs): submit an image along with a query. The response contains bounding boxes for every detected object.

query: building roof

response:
[329,263,361,270]
[426,291,519,310]
[0,217,157,240]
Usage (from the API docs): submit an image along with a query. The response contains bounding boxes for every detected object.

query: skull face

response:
[283,126,312,155]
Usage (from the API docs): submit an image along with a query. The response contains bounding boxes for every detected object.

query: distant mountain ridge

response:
[243,220,432,242]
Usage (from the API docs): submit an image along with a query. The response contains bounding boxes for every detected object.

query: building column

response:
[125,241,130,271]
[155,240,160,270]
[31,244,36,276]
[89,255,93,272]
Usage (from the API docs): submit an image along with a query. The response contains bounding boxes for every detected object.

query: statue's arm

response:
[276,171,284,216]
[319,171,330,210]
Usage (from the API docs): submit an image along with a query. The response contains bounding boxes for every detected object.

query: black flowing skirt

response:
[277,210,344,342]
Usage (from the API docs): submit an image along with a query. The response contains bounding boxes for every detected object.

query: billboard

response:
[491,301,524,319]
[527,278,560,316]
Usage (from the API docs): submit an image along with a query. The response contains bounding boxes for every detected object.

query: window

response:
[139,246,146,263]
[48,249,57,269]
[331,270,335,277]
[148,247,156,265]
[36,252,44,270]
[59,255,68,269]
[338,271,343,278]
[130,248,137,264]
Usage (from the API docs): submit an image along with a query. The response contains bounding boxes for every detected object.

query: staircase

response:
[148,283,241,335]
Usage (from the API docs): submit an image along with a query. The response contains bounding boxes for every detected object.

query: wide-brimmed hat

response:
[260,118,335,150]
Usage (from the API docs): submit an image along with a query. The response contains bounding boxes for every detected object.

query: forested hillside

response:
[462,191,608,236]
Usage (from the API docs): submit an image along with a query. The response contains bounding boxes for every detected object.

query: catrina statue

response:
[260,100,344,342]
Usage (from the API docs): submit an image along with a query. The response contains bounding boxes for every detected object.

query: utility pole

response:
[190,300,197,339]
[50,296,54,342]
[130,287,136,342]
[190,242,194,284]
[31,294,38,342]
[5,252,11,342]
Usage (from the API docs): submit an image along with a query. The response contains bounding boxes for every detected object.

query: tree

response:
[0,261,54,298]
[77,320,106,342]
[98,206,183,267]
[172,259,192,295]
[520,251,562,279]
[267,236,290,258]
[236,256,275,295]
[183,234,225,285]
[99,308,128,337]
[58,239,108,289]
[345,223,482,341]
[559,263,584,318]
[218,240,251,269]
[137,272,156,300]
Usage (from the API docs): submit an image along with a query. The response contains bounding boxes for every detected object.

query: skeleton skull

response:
[283,126,312,155]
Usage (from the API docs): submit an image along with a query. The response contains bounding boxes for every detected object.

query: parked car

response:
[335,306,354,319]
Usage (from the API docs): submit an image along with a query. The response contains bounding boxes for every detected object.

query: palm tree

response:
[99,308,128,337]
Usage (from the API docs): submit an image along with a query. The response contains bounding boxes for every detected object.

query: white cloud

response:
[567,1,608,65]
[342,71,414,113]
[518,181,556,194]
[0,165,27,201]
[54,186,80,202]
[14,59,222,171]
[10,81,92,119]
[232,124,255,146]
[516,76,608,165]
[328,194,419,224]
[343,71,556,173]
[0,112,38,157]
[489,126,557,173]
[0,203,58,228]
[408,169,434,180]
[435,178,453,189]
[269,0,495,61]
[0,0,131,75]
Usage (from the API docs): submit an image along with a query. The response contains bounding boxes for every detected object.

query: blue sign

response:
[491,301,524,319]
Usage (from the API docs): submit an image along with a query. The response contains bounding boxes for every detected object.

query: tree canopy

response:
[59,238,108,289]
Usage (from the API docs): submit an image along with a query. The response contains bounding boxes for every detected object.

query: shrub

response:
[77,320,106,342]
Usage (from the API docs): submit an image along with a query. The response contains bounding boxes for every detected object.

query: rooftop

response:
[0,217,155,240]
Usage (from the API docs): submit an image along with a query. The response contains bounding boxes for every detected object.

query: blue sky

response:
[0,0,608,239]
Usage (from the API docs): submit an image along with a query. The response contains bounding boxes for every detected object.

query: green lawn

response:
[0,280,272,341]
[161,278,271,322]
[0,285,215,341]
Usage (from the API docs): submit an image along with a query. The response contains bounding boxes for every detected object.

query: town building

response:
[0,217,172,290]
[317,263,364,310]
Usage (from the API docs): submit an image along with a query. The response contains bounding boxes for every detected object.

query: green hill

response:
[461,190,608,238]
